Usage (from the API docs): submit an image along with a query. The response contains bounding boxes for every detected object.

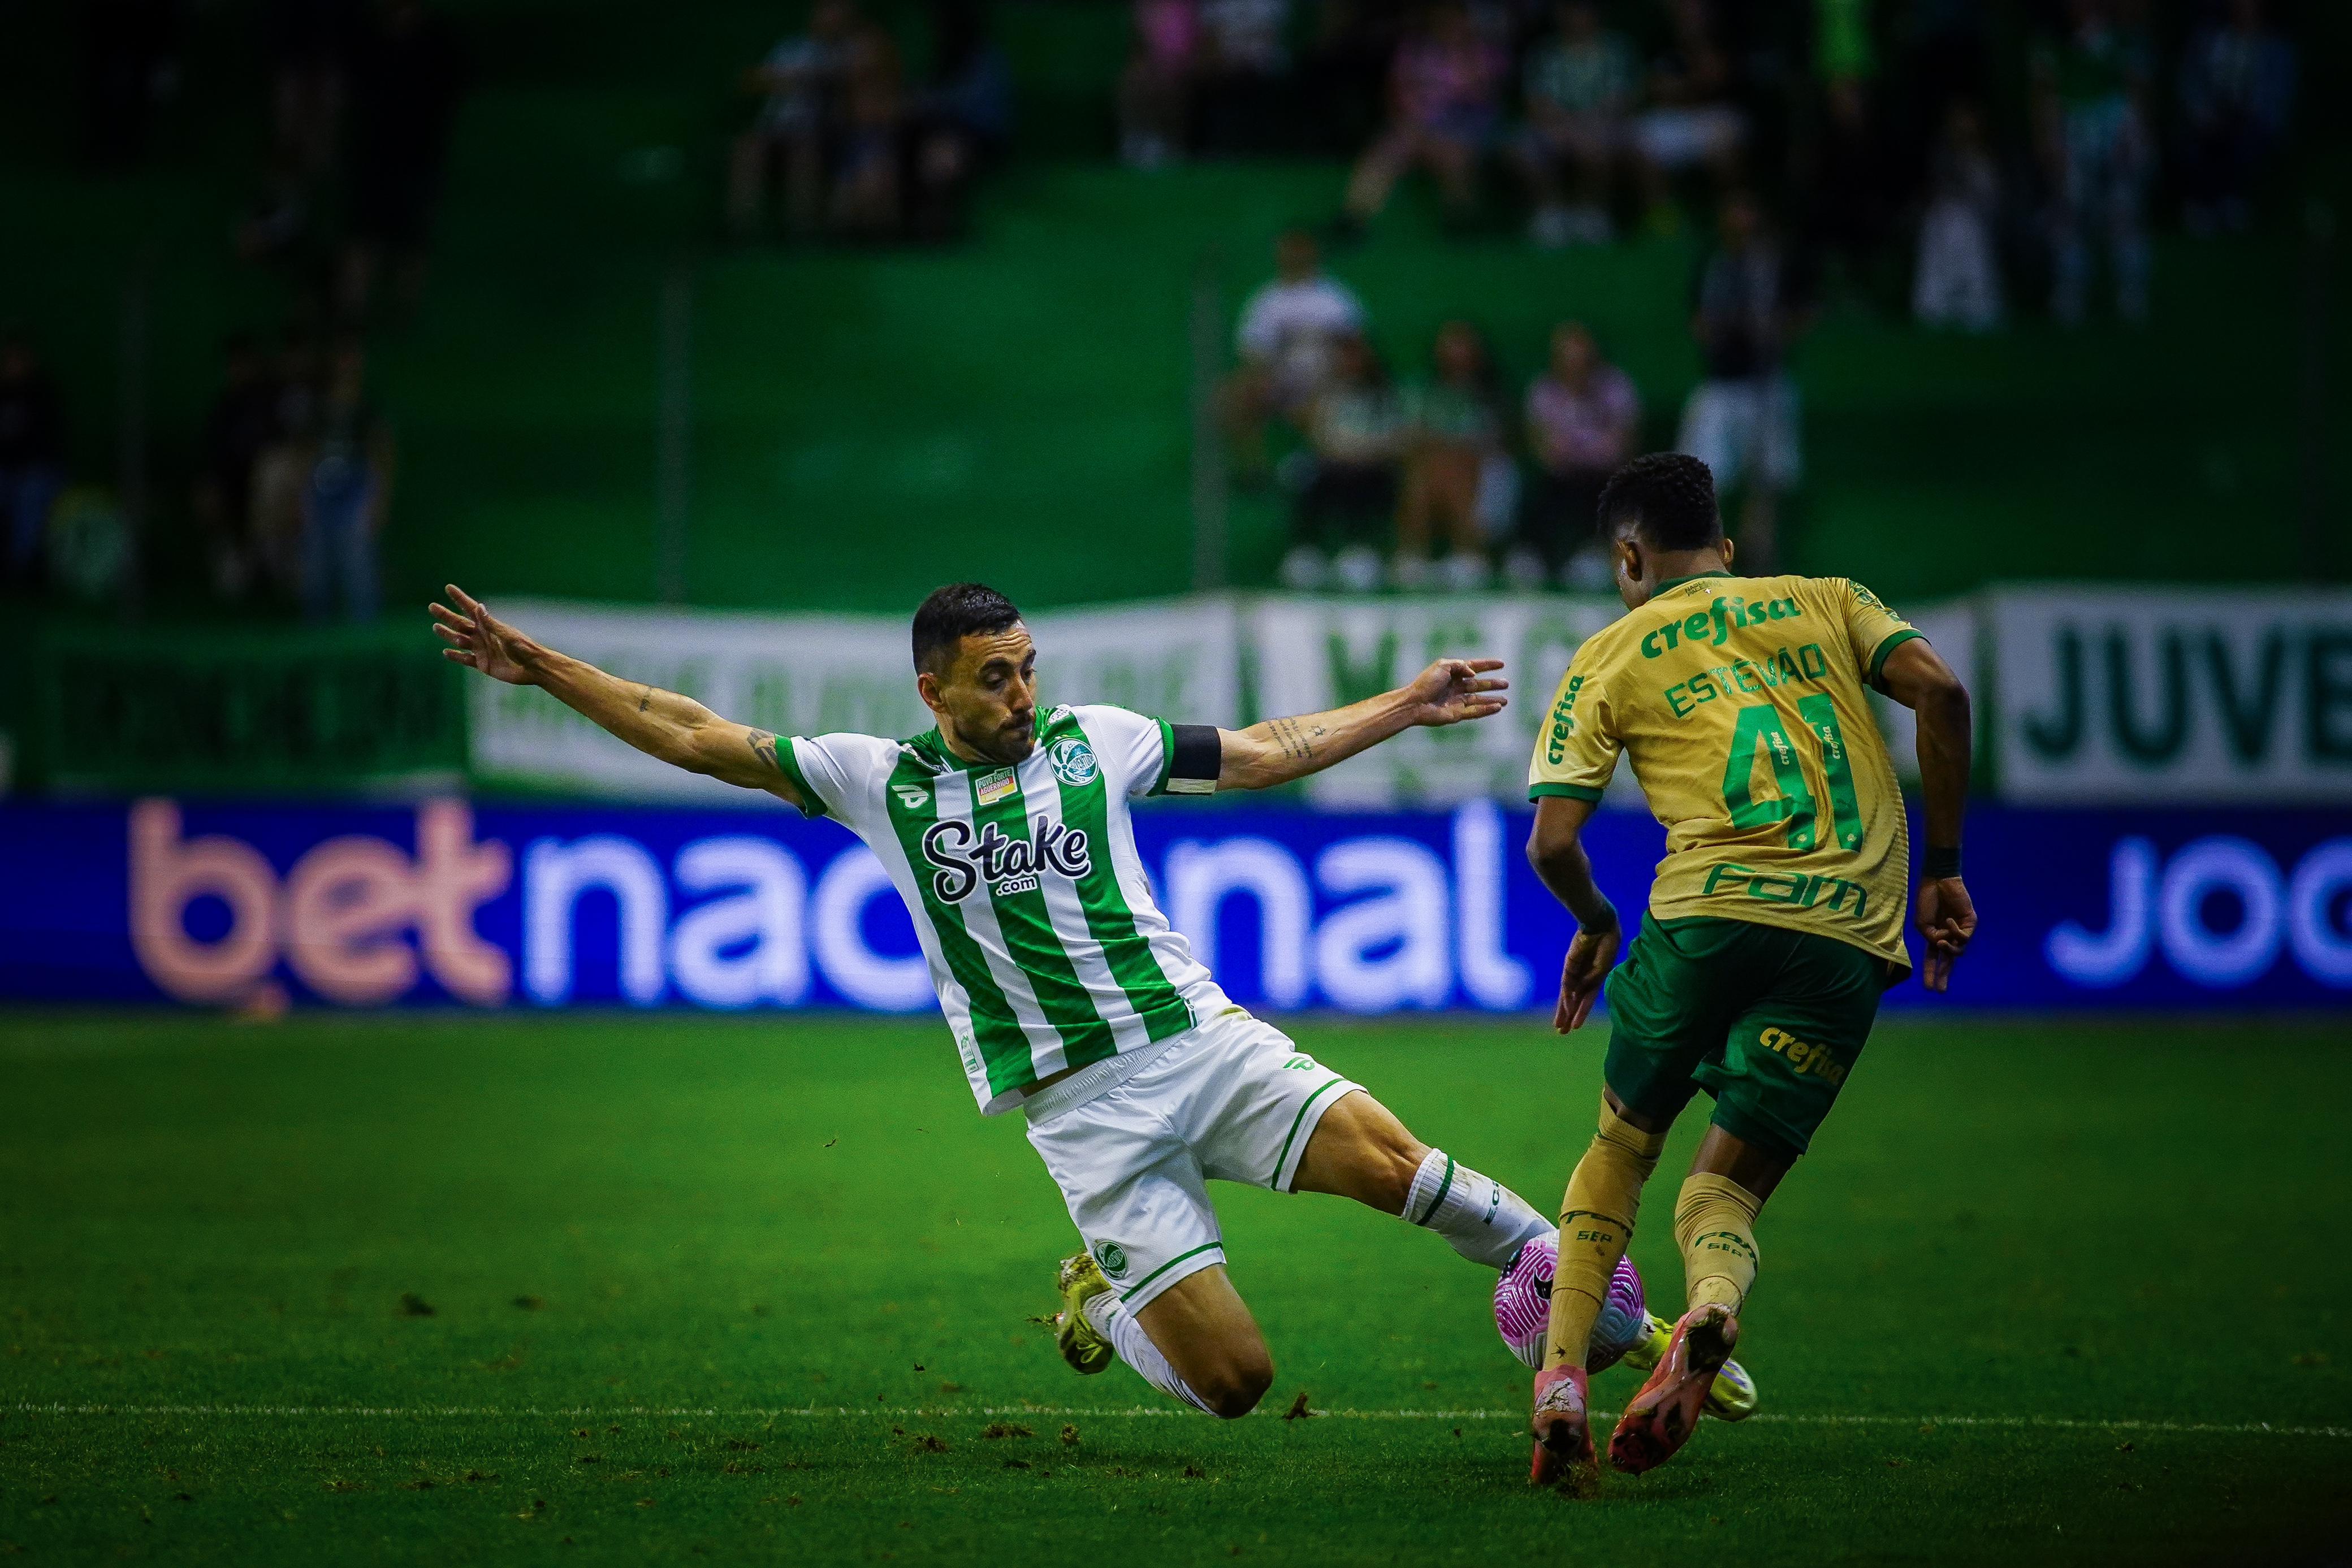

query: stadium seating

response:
[0,0,2340,627]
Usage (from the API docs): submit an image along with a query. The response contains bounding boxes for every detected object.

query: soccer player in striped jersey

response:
[1520,454,1977,1488]
[430,579,1559,1420]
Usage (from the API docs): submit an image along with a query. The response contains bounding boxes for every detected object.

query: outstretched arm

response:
[429,584,807,812]
[1214,658,1508,791]
[1878,636,1976,992]
[1527,794,1619,1032]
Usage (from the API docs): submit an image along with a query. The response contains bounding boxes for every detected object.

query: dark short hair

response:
[1596,453,1723,552]
[911,582,1024,675]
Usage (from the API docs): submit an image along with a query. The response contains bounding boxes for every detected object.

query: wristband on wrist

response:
[1922,846,1962,880]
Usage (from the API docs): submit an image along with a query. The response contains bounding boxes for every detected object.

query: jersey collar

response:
[906,713,1048,773]
[1654,570,1737,592]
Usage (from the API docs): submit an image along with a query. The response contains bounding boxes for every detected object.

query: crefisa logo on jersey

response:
[919,817,1092,903]
[1049,738,1099,787]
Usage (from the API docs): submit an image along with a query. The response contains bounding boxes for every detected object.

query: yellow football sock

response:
[1544,1104,1668,1370]
[1674,1173,1764,1316]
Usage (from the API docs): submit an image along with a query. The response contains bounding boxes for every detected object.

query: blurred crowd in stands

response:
[1225,227,1664,591]
[730,0,1011,242]
[1128,0,2298,327]
[1183,0,2302,591]
[6,0,2312,616]
[9,0,457,619]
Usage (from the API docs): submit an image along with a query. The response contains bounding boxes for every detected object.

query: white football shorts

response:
[1022,1008,1362,1313]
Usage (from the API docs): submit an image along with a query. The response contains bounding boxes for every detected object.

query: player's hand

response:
[430,584,539,686]
[1402,658,1507,727]
[1554,917,1620,1034]
[1914,877,1976,993]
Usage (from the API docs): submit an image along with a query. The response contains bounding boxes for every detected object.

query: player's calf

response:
[1291,1093,1550,1270]
[1401,1149,1553,1267]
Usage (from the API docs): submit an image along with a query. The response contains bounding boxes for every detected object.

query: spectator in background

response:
[1901,0,1991,128]
[251,329,323,599]
[2031,0,2151,326]
[1678,192,1810,570]
[301,340,393,623]
[1222,228,1367,483]
[239,1,352,269]
[1396,320,1505,591]
[2178,0,2296,236]
[829,11,907,236]
[192,332,283,600]
[730,0,859,237]
[1301,0,1406,156]
[906,0,1011,240]
[265,0,354,180]
[1516,1,1639,248]
[1195,0,1294,155]
[1630,0,1744,235]
[81,0,183,168]
[1337,1,1507,238]
[341,0,468,320]
[1912,99,2004,332]
[1514,320,1639,588]
[0,333,67,593]
[1804,70,1898,303]
[1281,333,1406,592]
[1121,0,1200,168]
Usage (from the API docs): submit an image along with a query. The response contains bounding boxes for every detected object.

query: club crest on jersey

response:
[1048,738,1099,787]
[975,768,1018,807]
[1092,1240,1130,1279]
[919,817,1091,903]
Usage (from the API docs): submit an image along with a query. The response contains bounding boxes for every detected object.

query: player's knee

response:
[1199,1351,1275,1420]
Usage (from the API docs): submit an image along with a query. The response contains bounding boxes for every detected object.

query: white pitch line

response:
[10,1403,2346,1440]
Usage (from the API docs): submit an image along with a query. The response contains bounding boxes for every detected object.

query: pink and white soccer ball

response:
[1494,1234,1647,1372]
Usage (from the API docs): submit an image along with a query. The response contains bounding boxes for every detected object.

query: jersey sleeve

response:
[779,733,898,826]
[1824,578,1923,689]
[1527,648,1623,803]
[1069,705,1185,799]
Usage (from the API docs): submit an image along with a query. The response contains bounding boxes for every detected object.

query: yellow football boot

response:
[1623,1311,1758,1422]
[1053,1252,1115,1375]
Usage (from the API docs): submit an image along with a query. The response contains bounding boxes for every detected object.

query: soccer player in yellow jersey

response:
[1520,453,1978,1489]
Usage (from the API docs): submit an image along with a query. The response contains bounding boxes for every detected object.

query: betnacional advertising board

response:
[4,799,2346,1015]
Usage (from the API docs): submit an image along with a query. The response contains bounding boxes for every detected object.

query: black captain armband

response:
[1165,724,1222,795]
[1922,846,1963,880]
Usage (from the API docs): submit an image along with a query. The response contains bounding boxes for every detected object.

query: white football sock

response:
[1403,1149,1553,1268]
[1082,1290,1216,1416]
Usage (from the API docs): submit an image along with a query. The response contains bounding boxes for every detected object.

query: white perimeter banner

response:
[470,597,1244,801]
[480,587,2352,807]
[1248,596,1626,806]
[1990,586,2352,804]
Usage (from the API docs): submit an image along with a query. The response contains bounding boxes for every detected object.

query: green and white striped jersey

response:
[778,705,1230,1114]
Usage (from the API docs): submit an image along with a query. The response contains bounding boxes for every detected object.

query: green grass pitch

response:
[2,1011,2345,1565]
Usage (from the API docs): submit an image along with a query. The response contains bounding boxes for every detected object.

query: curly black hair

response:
[1596,453,1723,552]
[911,582,1024,675]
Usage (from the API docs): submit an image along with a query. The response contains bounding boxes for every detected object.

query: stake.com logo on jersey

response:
[918,818,1092,903]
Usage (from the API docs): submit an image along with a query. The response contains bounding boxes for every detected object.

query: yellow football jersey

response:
[1528,571,1924,971]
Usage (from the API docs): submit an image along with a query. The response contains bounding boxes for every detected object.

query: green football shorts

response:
[1600,915,1901,1158]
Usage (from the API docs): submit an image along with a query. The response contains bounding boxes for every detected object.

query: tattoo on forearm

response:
[1268,717,1319,763]
[747,729,781,772]
[637,683,653,713]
